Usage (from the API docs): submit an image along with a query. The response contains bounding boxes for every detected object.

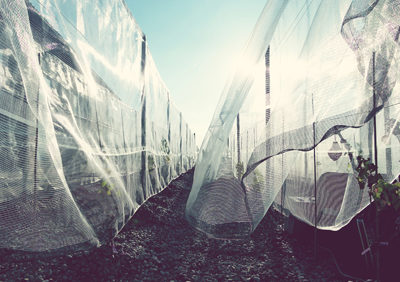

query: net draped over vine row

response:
[187,0,400,238]
[0,0,196,252]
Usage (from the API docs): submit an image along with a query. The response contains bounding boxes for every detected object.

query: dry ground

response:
[0,169,345,281]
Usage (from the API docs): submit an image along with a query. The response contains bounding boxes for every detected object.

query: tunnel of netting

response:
[0,0,196,252]
[187,0,400,239]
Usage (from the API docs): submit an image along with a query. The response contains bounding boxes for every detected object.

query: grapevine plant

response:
[355,155,400,212]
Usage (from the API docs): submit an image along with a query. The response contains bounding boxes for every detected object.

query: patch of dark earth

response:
[1,168,349,281]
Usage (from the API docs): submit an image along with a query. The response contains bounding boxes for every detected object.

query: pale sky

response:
[125,0,267,144]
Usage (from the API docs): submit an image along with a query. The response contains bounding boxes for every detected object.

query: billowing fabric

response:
[188,0,400,238]
[0,0,195,252]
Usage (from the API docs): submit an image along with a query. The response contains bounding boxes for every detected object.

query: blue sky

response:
[125,0,266,143]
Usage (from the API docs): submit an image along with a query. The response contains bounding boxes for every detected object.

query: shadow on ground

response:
[0,169,345,281]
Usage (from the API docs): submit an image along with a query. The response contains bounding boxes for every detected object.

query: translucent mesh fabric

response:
[0,0,196,252]
[187,0,400,238]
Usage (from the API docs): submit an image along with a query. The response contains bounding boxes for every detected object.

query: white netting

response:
[0,0,195,252]
[187,0,400,238]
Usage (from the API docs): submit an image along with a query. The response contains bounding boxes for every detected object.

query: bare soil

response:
[0,169,345,281]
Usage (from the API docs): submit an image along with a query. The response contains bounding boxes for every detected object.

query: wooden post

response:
[186,123,189,170]
[281,115,285,215]
[167,94,172,177]
[121,109,128,189]
[384,107,392,179]
[140,35,147,198]
[179,112,183,173]
[312,93,318,259]
[372,51,380,282]
[34,53,41,211]
[246,130,249,165]
[237,114,241,165]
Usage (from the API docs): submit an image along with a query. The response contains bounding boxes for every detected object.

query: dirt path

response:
[0,169,344,281]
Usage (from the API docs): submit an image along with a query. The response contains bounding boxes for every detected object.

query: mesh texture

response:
[188,0,400,238]
[0,0,196,252]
